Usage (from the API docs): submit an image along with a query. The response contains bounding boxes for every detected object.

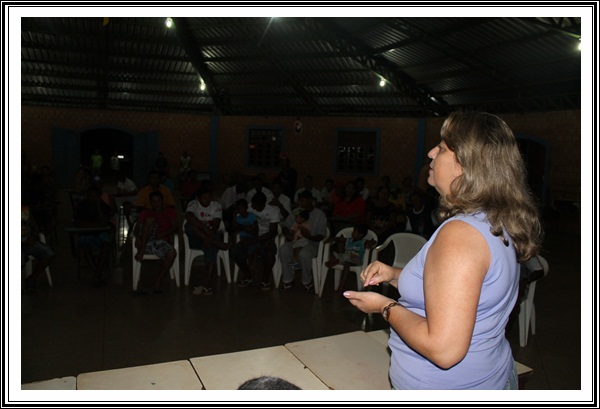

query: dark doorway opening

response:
[80,128,134,179]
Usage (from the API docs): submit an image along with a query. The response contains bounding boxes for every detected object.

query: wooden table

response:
[190,346,329,390]
[285,331,392,390]
[21,376,76,390]
[77,360,203,390]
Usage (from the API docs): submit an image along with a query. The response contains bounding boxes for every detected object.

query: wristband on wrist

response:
[382,301,400,321]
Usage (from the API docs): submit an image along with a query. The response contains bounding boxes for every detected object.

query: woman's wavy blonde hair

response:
[437,111,543,262]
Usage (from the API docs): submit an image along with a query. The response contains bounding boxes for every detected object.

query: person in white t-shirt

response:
[220,180,248,230]
[231,192,279,290]
[294,175,321,206]
[185,186,230,296]
[269,180,291,223]
[246,176,273,204]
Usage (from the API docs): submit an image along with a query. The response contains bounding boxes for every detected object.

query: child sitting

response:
[233,198,259,287]
[287,210,311,270]
[325,224,376,292]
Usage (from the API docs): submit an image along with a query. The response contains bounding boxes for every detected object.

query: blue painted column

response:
[210,115,219,183]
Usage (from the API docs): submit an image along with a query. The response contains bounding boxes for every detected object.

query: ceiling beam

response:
[517,17,581,39]
[298,17,445,115]
[171,17,224,112]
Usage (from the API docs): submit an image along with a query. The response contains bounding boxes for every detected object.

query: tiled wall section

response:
[21,106,581,202]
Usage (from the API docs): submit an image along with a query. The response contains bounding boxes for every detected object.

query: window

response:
[335,129,379,174]
[247,127,284,168]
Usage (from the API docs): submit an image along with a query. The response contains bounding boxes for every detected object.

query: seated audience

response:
[181,170,202,212]
[279,190,327,293]
[294,175,321,206]
[355,176,370,201]
[318,178,335,216]
[246,175,274,204]
[287,209,311,270]
[269,179,292,223]
[133,191,178,294]
[135,170,176,212]
[366,185,399,244]
[231,192,279,290]
[324,224,376,292]
[330,180,366,234]
[220,180,248,230]
[21,204,55,290]
[405,190,437,239]
[231,199,259,288]
[185,186,230,296]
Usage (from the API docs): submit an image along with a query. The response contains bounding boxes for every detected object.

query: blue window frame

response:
[246,127,284,168]
[335,128,380,175]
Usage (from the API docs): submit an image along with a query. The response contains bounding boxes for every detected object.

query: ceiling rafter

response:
[20,17,581,117]
[389,17,543,102]
[171,17,223,113]
[298,17,446,116]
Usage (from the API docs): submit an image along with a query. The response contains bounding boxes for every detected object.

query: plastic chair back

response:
[372,232,428,269]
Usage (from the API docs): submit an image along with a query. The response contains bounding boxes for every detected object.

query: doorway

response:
[80,128,134,181]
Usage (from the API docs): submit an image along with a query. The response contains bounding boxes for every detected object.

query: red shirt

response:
[333,197,366,224]
[138,207,177,241]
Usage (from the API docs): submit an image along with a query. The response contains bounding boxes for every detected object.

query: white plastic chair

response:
[371,232,428,269]
[310,227,330,294]
[23,233,53,287]
[318,228,377,297]
[519,255,549,347]
[182,220,231,286]
[131,224,180,291]
[271,224,286,288]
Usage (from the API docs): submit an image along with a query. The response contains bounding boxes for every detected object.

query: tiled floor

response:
[19,188,582,390]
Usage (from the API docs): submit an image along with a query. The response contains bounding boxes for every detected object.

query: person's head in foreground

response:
[238,376,301,390]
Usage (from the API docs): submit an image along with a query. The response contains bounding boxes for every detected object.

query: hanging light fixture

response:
[379,78,386,87]
[200,80,206,91]
[165,17,173,28]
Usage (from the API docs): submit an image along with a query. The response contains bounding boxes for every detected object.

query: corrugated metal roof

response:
[20,16,581,116]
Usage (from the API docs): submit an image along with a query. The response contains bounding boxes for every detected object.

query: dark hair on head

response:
[195,185,212,198]
[236,198,248,208]
[344,180,360,201]
[353,224,368,238]
[149,191,164,201]
[377,185,390,196]
[251,191,267,205]
[438,111,543,262]
[238,376,301,390]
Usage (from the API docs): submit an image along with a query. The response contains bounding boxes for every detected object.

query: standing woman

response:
[345,112,542,389]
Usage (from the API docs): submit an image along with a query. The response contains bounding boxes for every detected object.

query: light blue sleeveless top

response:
[389,212,519,389]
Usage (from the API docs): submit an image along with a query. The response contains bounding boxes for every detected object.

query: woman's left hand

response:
[343,290,395,315]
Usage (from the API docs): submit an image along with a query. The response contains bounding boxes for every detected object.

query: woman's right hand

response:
[360,260,401,288]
